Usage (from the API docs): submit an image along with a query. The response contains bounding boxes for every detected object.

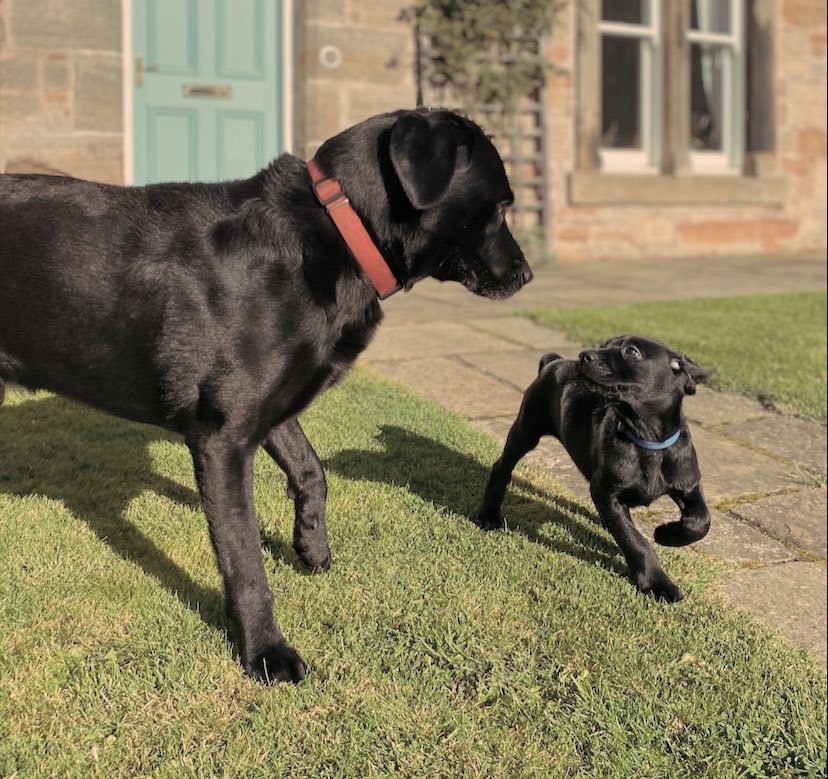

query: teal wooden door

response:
[133,0,282,184]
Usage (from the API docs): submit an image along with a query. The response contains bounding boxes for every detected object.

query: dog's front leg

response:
[263,418,331,572]
[590,486,683,603]
[656,484,711,547]
[188,430,307,683]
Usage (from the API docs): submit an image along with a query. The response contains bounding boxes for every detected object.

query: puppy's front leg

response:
[474,412,541,531]
[590,486,683,603]
[656,484,711,547]
[263,418,331,572]
[188,430,307,683]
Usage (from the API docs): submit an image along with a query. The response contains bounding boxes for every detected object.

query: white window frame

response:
[598,0,662,175]
[687,0,745,174]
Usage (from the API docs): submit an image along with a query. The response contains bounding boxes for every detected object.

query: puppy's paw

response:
[294,540,332,573]
[635,572,684,603]
[471,508,505,531]
[245,642,307,684]
[654,518,710,547]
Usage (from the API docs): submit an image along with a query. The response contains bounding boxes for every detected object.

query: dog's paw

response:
[294,541,332,573]
[245,642,307,684]
[654,518,710,547]
[471,508,505,531]
[635,572,684,603]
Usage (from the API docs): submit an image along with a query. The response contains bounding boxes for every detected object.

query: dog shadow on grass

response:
[325,425,624,572]
[0,395,233,631]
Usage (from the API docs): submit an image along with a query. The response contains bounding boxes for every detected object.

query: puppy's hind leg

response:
[655,485,711,547]
[473,409,542,531]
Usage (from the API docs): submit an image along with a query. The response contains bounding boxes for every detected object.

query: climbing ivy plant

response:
[403,0,566,113]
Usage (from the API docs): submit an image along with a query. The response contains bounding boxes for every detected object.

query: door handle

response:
[135,56,158,87]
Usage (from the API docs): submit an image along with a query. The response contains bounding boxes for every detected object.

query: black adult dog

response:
[0,108,532,683]
[474,336,710,602]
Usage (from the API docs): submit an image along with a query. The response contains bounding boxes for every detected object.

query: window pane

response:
[602,0,649,25]
[690,0,731,34]
[690,43,724,150]
[602,36,641,148]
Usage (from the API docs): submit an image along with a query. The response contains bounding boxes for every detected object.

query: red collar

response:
[307,158,401,300]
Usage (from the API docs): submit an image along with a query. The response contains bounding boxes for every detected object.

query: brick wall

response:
[0,0,124,183]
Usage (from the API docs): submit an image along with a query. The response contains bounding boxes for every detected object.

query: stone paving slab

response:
[689,426,800,502]
[717,561,828,670]
[716,415,828,475]
[468,317,583,352]
[730,488,827,560]
[365,321,516,362]
[376,357,524,419]
[685,386,773,427]
[460,350,543,393]
[643,509,798,565]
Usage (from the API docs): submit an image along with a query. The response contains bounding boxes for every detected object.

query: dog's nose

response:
[580,350,597,363]
[521,266,533,285]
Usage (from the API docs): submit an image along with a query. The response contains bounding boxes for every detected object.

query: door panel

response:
[134,0,281,185]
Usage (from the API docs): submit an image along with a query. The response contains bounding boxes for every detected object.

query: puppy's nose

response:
[521,266,533,285]
[580,350,597,363]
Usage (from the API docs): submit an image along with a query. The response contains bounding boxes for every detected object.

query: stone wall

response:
[1,0,823,260]
[544,0,827,261]
[293,0,418,160]
[0,0,124,183]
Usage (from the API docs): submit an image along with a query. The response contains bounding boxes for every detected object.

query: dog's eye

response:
[624,345,642,359]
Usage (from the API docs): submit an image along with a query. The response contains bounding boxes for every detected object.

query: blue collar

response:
[617,421,681,450]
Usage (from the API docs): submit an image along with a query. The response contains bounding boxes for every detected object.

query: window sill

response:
[569,172,785,206]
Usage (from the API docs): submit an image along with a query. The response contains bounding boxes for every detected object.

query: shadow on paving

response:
[0,396,233,632]
[325,424,633,579]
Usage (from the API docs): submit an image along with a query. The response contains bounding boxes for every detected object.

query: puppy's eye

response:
[624,345,642,359]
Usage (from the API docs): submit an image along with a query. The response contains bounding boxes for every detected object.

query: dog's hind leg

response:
[473,410,543,531]
[262,417,331,573]
[188,428,307,684]
[655,485,711,546]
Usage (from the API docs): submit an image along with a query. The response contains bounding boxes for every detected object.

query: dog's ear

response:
[389,113,472,209]
[670,354,709,395]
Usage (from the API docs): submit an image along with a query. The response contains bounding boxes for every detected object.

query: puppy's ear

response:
[389,113,471,209]
[670,354,709,396]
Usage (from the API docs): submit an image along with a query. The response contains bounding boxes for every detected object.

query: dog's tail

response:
[653,512,711,547]
[538,352,564,373]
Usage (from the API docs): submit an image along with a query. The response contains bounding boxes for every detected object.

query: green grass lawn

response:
[1,370,825,778]
[525,291,827,422]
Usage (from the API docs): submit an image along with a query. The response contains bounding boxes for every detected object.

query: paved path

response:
[362,254,828,669]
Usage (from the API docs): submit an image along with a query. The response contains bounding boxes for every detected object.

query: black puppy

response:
[474,336,710,602]
[0,108,532,683]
